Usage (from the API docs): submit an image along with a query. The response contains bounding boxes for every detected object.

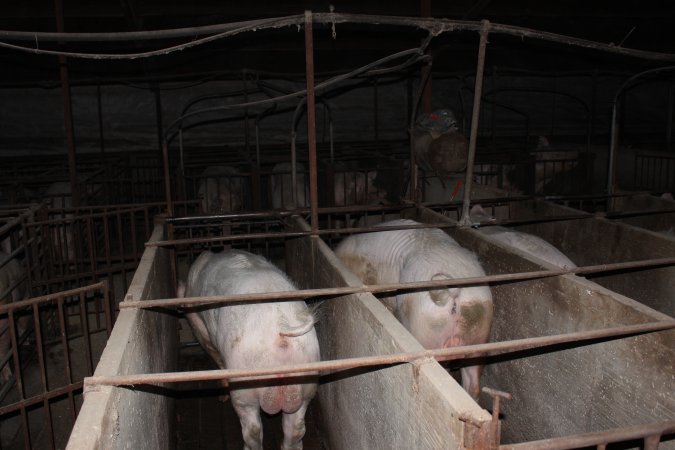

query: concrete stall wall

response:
[505,200,675,316]
[416,207,675,444]
[611,194,675,234]
[285,217,492,450]
[67,224,178,450]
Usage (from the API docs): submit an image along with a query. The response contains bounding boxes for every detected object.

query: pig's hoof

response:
[218,394,230,403]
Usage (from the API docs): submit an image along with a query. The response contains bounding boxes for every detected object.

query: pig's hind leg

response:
[232,400,263,450]
[281,402,310,450]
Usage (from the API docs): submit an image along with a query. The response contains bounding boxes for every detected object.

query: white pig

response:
[335,219,493,398]
[271,163,309,210]
[333,169,387,206]
[198,166,243,213]
[179,250,320,450]
[469,205,577,268]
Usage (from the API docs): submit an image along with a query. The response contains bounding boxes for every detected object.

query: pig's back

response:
[489,230,576,268]
[187,250,318,368]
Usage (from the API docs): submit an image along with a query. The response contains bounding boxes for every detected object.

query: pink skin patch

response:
[443,335,463,348]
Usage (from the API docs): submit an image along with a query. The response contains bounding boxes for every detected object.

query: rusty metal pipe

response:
[459,20,490,225]
[500,420,675,450]
[54,0,79,208]
[118,256,675,310]
[305,11,319,233]
[84,320,674,388]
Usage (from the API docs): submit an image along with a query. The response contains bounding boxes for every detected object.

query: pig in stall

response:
[334,219,493,398]
[0,250,28,383]
[332,166,387,207]
[469,205,577,268]
[198,166,245,213]
[271,163,309,210]
[179,249,320,450]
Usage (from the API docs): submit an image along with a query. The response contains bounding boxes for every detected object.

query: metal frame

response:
[0,282,112,450]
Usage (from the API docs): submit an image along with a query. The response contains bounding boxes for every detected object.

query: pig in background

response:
[332,167,387,207]
[179,249,320,450]
[335,219,493,398]
[469,205,577,268]
[271,163,309,210]
[197,166,248,214]
[0,250,28,383]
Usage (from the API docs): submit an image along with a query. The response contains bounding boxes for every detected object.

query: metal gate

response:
[0,282,111,449]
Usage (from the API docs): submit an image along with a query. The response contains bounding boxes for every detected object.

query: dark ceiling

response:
[0,1,674,86]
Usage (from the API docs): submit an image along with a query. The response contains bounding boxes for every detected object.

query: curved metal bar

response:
[607,66,675,195]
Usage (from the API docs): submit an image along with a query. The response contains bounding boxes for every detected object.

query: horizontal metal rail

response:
[500,420,675,450]
[83,320,675,388]
[0,281,106,314]
[151,216,601,247]
[119,256,675,310]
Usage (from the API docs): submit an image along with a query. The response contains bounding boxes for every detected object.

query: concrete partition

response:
[500,200,675,316]
[416,207,675,445]
[285,217,492,450]
[67,225,178,450]
[609,193,674,236]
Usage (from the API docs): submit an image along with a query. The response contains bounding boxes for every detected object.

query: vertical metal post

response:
[162,141,174,217]
[607,104,619,195]
[667,83,674,151]
[373,78,379,140]
[491,66,497,151]
[55,0,80,208]
[304,11,319,233]
[459,20,490,226]
[243,71,250,156]
[154,85,164,161]
[420,0,433,114]
[97,83,105,154]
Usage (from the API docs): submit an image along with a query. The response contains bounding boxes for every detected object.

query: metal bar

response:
[459,20,490,225]
[54,0,80,209]
[79,292,94,375]
[57,297,77,423]
[161,141,174,216]
[119,255,675,309]
[97,83,105,154]
[84,320,674,387]
[607,66,675,194]
[4,13,675,64]
[32,302,56,450]
[152,211,597,248]
[0,283,106,314]
[0,380,85,417]
[305,11,319,233]
[500,420,675,450]
[8,310,32,449]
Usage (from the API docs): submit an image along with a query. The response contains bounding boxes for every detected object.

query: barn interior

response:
[0,1,674,449]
